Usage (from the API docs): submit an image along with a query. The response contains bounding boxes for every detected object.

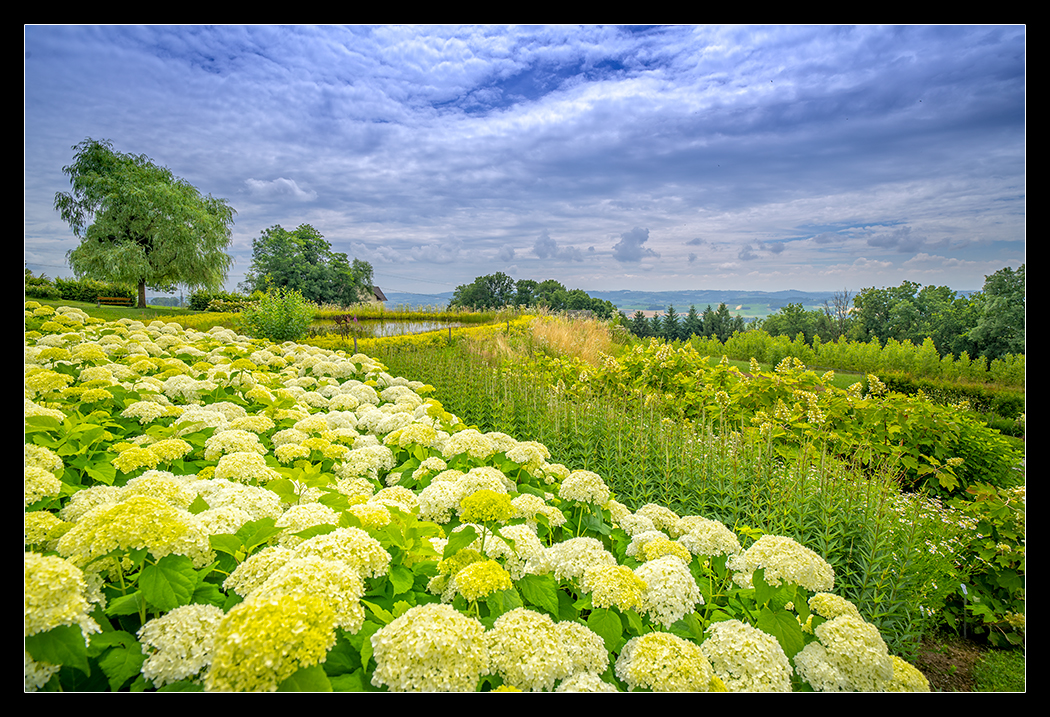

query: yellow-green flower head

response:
[634,555,703,628]
[459,489,515,524]
[253,556,366,633]
[675,516,742,557]
[371,485,419,512]
[556,621,610,676]
[884,656,931,692]
[56,495,212,568]
[809,592,862,621]
[25,369,75,396]
[700,620,792,692]
[556,671,620,692]
[122,471,199,509]
[349,501,392,529]
[205,593,337,692]
[441,428,498,460]
[582,564,647,613]
[532,537,617,582]
[121,400,179,424]
[449,559,513,602]
[204,429,267,461]
[486,608,573,692]
[641,537,693,564]
[138,604,226,688]
[635,503,681,534]
[812,614,893,691]
[730,535,835,592]
[615,632,716,692]
[214,451,282,485]
[293,527,391,580]
[24,511,66,548]
[370,603,489,692]
[112,446,160,474]
[24,551,100,639]
[559,470,611,505]
[24,465,62,508]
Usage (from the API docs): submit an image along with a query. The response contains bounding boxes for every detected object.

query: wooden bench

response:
[97,296,135,307]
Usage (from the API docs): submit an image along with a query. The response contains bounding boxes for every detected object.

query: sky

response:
[24,25,1026,299]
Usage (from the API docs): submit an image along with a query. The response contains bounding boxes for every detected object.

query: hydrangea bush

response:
[24,304,931,692]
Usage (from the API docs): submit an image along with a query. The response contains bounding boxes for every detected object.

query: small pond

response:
[312,319,464,338]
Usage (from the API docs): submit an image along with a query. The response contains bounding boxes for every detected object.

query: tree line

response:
[449,272,618,319]
[626,303,747,344]
[759,267,1024,361]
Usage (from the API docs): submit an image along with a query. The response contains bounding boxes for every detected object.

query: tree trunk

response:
[138,279,147,309]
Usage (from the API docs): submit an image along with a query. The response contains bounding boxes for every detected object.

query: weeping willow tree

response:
[54,138,236,308]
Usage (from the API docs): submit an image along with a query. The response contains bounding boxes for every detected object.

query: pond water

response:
[313,319,464,338]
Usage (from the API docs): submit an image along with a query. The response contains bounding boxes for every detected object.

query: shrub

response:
[53,276,134,303]
[241,287,315,342]
[24,270,61,299]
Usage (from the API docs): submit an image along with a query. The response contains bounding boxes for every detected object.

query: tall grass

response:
[371,340,966,658]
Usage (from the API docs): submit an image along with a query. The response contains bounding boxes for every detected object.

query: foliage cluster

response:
[240,287,316,343]
[187,290,252,312]
[758,266,1025,363]
[628,303,747,343]
[24,270,135,303]
[689,330,1024,389]
[450,273,618,319]
[240,224,374,308]
[24,305,940,692]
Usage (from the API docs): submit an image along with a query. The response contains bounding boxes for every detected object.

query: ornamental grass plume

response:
[370,603,489,692]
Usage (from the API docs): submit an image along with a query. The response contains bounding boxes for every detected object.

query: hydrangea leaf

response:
[518,573,560,616]
[277,664,333,692]
[25,624,90,674]
[140,554,197,612]
[98,645,147,691]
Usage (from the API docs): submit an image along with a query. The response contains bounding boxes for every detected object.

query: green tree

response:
[55,138,236,309]
[969,265,1025,359]
[682,305,703,339]
[449,272,516,310]
[240,224,373,306]
[662,304,681,342]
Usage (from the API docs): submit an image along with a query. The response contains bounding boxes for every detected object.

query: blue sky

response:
[24,25,1025,297]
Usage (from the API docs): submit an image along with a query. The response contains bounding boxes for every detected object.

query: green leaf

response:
[517,574,560,617]
[587,608,625,652]
[278,664,333,692]
[443,525,479,558]
[381,565,411,597]
[187,494,210,515]
[209,533,244,557]
[98,645,147,691]
[105,591,145,617]
[329,670,369,692]
[140,555,196,612]
[756,606,806,659]
[25,625,90,675]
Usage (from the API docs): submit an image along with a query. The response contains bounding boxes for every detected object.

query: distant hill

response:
[379,289,842,318]
[586,289,841,319]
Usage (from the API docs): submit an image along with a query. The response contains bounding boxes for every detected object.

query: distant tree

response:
[682,305,703,339]
[662,304,681,342]
[449,272,516,310]
[821,289,854,341]
[55,138,236,309]
[969,265,1025,359]
[514,279,539,307]
[240,224,373,306]
[630,311,652,338]
[649,312,663,338]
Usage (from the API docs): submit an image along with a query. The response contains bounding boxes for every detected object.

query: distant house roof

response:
[372,286,387,302]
